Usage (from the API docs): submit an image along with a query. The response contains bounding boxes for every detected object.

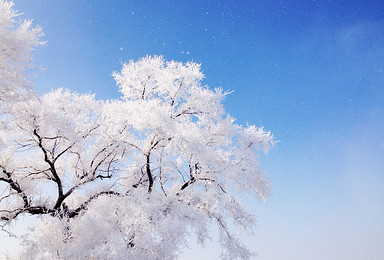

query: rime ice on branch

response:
[0,2,274,260]
[0,0,43,105]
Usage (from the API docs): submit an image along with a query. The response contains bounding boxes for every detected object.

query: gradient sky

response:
[2,0,383,259]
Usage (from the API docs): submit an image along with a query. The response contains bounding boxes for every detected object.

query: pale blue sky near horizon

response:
[2,0,384,259]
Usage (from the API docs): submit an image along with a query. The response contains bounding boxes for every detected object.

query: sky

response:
[2,0,384,259]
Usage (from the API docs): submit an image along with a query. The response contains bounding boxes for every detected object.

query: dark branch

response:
[33,129,64,210]
[146,155,153,193]
[68,191,122,218]
[172,109,203,119]
[0,169,29,208]
[178,176,226,194]
[180,176,195,191]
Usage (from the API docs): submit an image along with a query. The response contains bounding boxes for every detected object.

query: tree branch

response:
[0,169,28,208]
[68,191,122,218]
[146,154,153,193]
[33,129,64,210]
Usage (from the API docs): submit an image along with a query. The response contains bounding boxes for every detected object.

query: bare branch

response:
[0,169,29,208]
[146,154,153,193]
[33,129,64,210]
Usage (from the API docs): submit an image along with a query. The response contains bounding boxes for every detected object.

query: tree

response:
[0,2,274,259]
[0,0,42,106]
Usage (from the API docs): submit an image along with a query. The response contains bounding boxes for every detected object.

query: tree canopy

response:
[0,1,274,259]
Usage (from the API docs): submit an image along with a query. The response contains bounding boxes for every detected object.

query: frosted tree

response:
[0,0,42,105]
[0,2,274,260]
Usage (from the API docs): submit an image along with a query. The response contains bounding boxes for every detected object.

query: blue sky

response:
[3,0,384,259]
